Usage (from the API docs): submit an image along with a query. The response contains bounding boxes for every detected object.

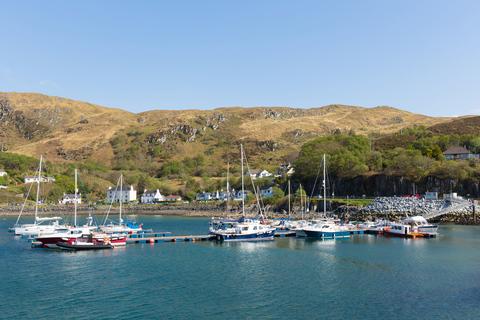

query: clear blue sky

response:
[1,0,479,117]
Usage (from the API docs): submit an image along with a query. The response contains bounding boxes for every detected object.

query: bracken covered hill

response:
[0,92,463,167]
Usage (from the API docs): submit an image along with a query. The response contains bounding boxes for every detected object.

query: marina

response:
[1,215,479,319]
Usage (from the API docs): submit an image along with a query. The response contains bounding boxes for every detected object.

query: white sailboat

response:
[303,154,350,239]
[100,173,142,234]
[14,156,63,236]
[213,144,275,241]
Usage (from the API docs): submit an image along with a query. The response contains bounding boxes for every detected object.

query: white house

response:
[196,192,212,201]
[59,193,82,205]
[24,175,56,183]
[0,169,7,177]
[260,186,275,198]
[140,189,164,204]
[165,195,182,202]
[107,185,137,203]
[245,169,272,179]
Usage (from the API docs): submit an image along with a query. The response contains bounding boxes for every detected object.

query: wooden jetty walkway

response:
[126,230,297,243]
[27,228,434,247]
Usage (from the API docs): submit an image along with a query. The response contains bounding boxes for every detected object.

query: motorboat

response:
[383,223,422,238]
[35,226,98,248]
[57,237,114,251]
[401,216,438,235]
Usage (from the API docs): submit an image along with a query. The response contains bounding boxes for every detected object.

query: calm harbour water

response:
[1,215,480,319]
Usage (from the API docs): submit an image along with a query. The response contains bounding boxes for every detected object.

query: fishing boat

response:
[14,156,63,236]
[213,144,275,241]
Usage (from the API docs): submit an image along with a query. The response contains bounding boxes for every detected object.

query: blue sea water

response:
[1,215,480,319]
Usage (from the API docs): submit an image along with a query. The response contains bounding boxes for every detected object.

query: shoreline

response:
[1,202,479,225]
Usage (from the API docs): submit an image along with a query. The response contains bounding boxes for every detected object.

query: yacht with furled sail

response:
[35,169,98,248]
[14,156,63,236]
[213,144,275,241]
[99,173,142,234]
[302,154,350,239]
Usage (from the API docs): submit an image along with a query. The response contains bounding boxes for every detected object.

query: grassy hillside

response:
[0,92,459,171]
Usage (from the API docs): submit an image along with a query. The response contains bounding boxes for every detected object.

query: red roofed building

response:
[165,195,182,202]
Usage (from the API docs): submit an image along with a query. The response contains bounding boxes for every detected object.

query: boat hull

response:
[215,231,275,242]
[303,230,350,238]
[14,225,58,236]
[383,230,419,238]
[294,229,307,237]
[57,241,114,250]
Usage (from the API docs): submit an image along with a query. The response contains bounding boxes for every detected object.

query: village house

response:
[443,146,479,160]
[245,169,272,179]
[165,195,182,202]
[0,169,7,177]
[260,186,275,198]
[218,189,236,201]
[24,175,56,183]
[58,193,82,205]
[140,189,164,204]
[107,185,137,203]
[196,190,221,201]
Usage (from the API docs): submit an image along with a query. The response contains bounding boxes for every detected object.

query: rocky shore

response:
[2,197,479,225]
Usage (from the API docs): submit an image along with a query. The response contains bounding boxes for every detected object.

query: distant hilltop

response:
[0,92,468,167]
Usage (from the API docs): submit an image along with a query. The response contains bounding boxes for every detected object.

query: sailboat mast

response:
[323,154,326,218]
[300,184,303,220]
[34,155,42,225]
[74,169,77,227]
[226,160,229,217]
[119,174,123,226]
[241,144,245,217]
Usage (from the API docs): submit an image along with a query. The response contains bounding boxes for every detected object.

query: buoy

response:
[192,238,195,242]
[173,239,177,242]
[149,238,154,243]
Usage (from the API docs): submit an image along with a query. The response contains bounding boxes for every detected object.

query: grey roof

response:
[109,186,133,192]
[443,146,472,155]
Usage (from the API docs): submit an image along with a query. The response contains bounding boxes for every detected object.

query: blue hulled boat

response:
[213,217,275,241]
[302,222,350,238]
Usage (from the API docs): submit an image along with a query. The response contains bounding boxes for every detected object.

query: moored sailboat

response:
[213,144,275,241]
[302,154,350,239]
[14,156,63,236]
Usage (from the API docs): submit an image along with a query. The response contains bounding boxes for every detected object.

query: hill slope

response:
[0,92,460,167]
